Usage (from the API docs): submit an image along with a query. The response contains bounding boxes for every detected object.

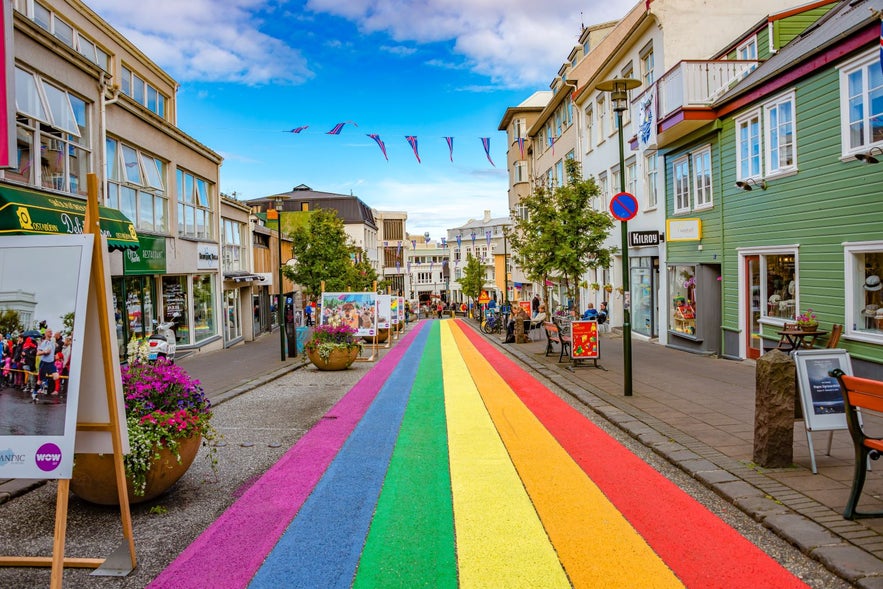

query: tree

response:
[459,253,485,312]
[283,208,367,298]
[0,309,23,336]
[346,246,380,292]
[508,159,615,311]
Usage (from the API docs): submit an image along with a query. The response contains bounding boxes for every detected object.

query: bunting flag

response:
[470,231,476,248]
[406,261,411,273]
[879,17,882,76]
[517,136,525,159]
[480,137,495,167]
[288,126,309,134]
[441,237,446,247]
[411,240,417,250]
[444,137,454,162]
[367,134,388,161]
[406,136,421,163]
[397,241,402,258]
[485,230,492,248]
[549,135,556,155]
[456,234,461,249]
[326,121,357,135]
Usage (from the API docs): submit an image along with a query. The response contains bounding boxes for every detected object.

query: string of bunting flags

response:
[285,122,495,167]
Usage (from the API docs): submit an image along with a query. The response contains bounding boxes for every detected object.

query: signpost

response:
[610,192,638,222]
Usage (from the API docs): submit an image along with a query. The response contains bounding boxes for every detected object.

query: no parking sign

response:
[610,192,638,221]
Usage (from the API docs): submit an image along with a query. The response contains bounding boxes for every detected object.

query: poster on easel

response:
[397,296,405,327]
[320,292,377,337]
[0,235,94,479]
[570,320,600,359]
[377,294,391,329]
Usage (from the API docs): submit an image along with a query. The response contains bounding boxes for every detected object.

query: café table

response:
[776,327,828,351]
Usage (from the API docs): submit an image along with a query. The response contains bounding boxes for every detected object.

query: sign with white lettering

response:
[124,234,167,275]
[629,231,660,248]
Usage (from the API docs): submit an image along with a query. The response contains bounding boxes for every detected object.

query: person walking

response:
[531,294,540,318]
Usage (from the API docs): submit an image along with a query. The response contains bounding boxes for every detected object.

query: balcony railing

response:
[655,60,757,119]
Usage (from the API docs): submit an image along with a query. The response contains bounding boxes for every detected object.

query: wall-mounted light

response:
[735,178,767,191]
[855,146,883,164]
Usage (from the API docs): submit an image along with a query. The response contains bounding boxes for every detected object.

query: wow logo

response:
[34,443,62,472]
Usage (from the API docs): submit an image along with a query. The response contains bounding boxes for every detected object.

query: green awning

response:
[0,184,139,251]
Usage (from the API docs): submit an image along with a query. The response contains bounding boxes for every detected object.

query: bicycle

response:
[482,312,502,334]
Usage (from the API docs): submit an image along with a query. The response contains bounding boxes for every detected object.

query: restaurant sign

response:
[124,234,166,275]
[629,231,660,248]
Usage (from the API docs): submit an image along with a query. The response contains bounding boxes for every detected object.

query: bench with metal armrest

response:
[543,322,571,363]
[830,368,883,520]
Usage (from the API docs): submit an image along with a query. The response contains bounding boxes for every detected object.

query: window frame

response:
[844,241,883,343]
[106,137,167,232]
[644,152,658,210]
[735,109,762,181]
[177,168,214,240]
[692,146,713,210]
[673,155,691,214]
[764,90,797,176]
[838,49,883,155]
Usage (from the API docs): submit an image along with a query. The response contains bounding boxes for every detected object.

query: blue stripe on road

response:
[248,324,431,589]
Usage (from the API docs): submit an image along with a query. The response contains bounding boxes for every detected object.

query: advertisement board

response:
[320,292,377,337]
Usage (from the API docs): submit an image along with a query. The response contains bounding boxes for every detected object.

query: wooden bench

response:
[831,369,883,520]
[543,322,571,363]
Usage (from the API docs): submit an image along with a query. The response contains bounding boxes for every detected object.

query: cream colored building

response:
[4,0,225,358]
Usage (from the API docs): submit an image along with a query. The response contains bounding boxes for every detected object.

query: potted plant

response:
[590,282,600,292]
[71,342,216,505]
[603,283,614,294]
[305,324,362,370]
[796,308,819,331]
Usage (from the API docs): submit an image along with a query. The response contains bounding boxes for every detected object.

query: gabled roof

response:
[715,0,882,110]
[248,186,378,230]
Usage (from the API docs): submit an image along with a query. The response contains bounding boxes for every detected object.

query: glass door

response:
[746,255,762,359]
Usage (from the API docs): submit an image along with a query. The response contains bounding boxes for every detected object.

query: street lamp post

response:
[273,196,286,362]
[597,77,640,397]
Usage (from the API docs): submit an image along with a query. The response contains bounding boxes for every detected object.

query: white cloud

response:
[85,0,312,84]
[305,0,636,87]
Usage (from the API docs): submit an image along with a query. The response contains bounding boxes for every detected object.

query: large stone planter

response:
[307,345,359,370]
[366,328,389,344]
[70,434,202,505]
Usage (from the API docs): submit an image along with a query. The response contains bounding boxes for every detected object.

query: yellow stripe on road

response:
[440,323,570,588]
[449,322,685,589]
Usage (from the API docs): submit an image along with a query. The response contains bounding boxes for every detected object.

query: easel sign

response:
[569,320,604,371]
[397,296,405,330]
[320,291,378,361]
[377,294,392,330]
[0,235,93,479]
[793,349,852,473]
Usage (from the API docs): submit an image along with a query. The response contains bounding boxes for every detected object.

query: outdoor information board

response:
[570,320,600,359]
[793,348,852,474]
[319,292,377,338]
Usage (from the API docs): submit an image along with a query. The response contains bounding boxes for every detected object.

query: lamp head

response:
[735,178,767,191]
[855,146,883,164]
[273,195,284,211]
[597,77,641,112]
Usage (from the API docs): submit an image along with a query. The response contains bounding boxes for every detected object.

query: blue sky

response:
[86,0,634,239]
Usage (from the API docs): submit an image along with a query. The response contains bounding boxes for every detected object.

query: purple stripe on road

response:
[147,322,426,589]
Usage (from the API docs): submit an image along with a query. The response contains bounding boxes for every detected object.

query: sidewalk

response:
[497,325,883,586]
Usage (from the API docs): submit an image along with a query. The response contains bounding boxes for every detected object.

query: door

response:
[746,255,762,359]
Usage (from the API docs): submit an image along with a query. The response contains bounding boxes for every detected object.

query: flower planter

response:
[799,323,819,332]
[367,328,389,343]
[307,346,359,370]
[70,434,202,505]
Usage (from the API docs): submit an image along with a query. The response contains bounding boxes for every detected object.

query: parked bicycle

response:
[482,311,502,334]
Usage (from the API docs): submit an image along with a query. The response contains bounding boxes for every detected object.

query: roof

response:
[248,185,378,230]
[715,0,883,107]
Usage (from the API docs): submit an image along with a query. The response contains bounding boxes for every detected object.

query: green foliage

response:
[348,247,380,291]
[508,159,615,310]
[61,312,74,335]
[459,253,485,302]
[0,309,23,336]
[283,208,364,297]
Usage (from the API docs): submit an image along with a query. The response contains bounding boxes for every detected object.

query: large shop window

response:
[224,289,242,342]
[106,138,167,232]
[669,265,697,335]
[10,67,89,195]
[162,276,189,345]
[845,243,883,340]
[192,274,217,343]
[762,253,797,321]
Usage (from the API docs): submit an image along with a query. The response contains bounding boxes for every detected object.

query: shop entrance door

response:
[745,255,762,359]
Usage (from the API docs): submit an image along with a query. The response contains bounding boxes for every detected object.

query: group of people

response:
[1,325,72,399]
[505,296,609,343]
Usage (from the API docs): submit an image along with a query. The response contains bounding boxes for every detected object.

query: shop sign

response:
[197,243,220,270]
[124,234,166,275]
[665,218,702,242]
[629,231,660,248]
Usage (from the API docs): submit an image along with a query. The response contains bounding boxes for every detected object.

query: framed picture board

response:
[793,349,852,432]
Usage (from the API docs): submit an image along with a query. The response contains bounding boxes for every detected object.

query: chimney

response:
[483,210,491,223]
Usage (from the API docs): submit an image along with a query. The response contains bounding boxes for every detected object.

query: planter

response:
[70,434,202,505]
[799,323,819,332]
[307,345,359,370]
[366,328,389,343]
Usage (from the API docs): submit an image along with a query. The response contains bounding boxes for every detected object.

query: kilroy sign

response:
[629,231,661,248]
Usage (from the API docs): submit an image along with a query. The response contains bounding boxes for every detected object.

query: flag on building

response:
[367,134,388,161]
[326,121,357,135]
[481,137,495,167]
[406,136,421,163]
[288,126,309,134]
[444,137,454,162]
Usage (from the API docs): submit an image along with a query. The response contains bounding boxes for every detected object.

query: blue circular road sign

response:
[610,192,638,221]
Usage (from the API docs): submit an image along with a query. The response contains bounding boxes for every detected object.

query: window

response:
[669,265,697,336]
[596,95,607,144]
[736,110,762,179]
[645,152,658,209]
[621,62,634,126]
[844,242,883,341]
[765,93,796,174]
[760,253,797,321]
[839,50,883,152]
[192,274,217,343]
[120,65,168,118]
[23,2,110,70]
[692,147,712,209]
[514,161,526,183]
[514,117,525,140]
[106,138,167,232]
[626,158,637,197]
[584,105,594,153]
[222,219,245,272]
[554,160,564,187]
[11,68,90,195]
[597,172,608,211]
[640,42,655,86]
[176,169,214,239]
[673,156,690,213]
[737,37,757,60]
